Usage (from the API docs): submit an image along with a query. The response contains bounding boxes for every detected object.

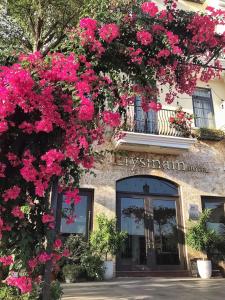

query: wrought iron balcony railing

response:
[122,106,185,137]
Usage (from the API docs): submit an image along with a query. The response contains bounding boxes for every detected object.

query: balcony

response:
[114,106,196,155]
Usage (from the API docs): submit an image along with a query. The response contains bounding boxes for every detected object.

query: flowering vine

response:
[0,0,225,297]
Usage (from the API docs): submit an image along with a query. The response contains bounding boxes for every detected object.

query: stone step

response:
[212,269,224,278]
[116,270,190,277]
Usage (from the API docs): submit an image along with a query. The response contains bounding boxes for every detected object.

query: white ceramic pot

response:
[65,278,71,284]
[103,260,114,280]
[197,259,212,279]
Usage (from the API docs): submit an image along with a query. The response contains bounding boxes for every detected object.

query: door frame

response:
[116,192,186,271]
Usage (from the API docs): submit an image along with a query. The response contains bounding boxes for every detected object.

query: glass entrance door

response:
[152,199,180,267]
[117,195,182,271]
[119,196,147,269]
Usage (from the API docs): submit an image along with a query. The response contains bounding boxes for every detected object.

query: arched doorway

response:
[116,176,185,271]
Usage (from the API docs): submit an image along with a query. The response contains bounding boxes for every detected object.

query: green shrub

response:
[61,234,104,282]
[90,214,127,260]
[0,284,39,300]
[62,264,79,283]
[50,280,63,300]
[81,252,104,281]
[194,128,225,141]
[186,209,218,258]
[64,235,87,263]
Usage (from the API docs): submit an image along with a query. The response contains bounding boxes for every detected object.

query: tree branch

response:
[42,33,66,56]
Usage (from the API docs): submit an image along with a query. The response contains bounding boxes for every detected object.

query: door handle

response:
[147,240,154,248]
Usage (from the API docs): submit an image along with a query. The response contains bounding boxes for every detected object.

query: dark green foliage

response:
[194,128,225,141]
[90,214,127,260]
[62,264,83,282]
[61,234,104,282]
[0,281,62,300]
[64,234,87,263]
[50,281,63,300]
[0,284,39,300]
[80,252,104,280]
[186,209,219,258]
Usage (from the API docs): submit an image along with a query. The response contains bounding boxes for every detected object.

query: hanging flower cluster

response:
[0,0,225,296]
[169,106,193,137]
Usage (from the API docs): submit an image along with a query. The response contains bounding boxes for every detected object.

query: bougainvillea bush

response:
[0,0,225,297]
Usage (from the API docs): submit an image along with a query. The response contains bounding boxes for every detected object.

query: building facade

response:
[60,0,225,276]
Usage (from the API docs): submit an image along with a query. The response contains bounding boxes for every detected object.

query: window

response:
[134,97,157,134]
[117,176,178,196]
[202,197,225,235]
[192,88,215,129]
[60,189,93,237]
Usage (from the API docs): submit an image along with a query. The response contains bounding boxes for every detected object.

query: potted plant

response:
[90,214,127,280]
[186,209,218,279]
[62,264,78,283]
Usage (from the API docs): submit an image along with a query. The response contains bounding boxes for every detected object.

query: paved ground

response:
[62,277,225,300]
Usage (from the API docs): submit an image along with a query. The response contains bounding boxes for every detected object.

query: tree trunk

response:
[42,177,59,300]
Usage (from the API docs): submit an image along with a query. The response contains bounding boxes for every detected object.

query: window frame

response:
[192,87,215,129]
[201,196,225,210]
[201,196,225,234]
[58,188,94,239]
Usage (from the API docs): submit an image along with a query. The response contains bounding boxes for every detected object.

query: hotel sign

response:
[189,204,200,220]
[115,155,208,173]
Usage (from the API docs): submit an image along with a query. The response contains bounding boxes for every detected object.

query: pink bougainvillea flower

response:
[128,47,144,65]
[35,119,53,133]
[103,111,121,127]
[64,189,80,205]
[99,23,120,43]
[0,255,14,266]
[41,149,64,167]
[79,18,97,31]
[157,49,171,58]
[42,213,55,224]
[19,51,42,64]
[0,162,6,178]
[6,276,32,294]
[141,2,159,17]
[0,120,8,134]
[78,97,94,121]
[19,121,35,134]
[62,248,70,257]
[38,252,52,264]
[53,239,62,249]
[136,31,153,46]
[28,258,38,271]
[7,152,20,167]
[149,101,162,112]
[20,164,38,182]
[82,156,94,169]
[11,206,25,219]
[2,186,21,202]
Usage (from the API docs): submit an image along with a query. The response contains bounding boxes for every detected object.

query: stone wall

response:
[80,138,225,269]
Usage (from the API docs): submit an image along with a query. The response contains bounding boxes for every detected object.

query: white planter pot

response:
[197,260,212,279]
[103,260,114,280]
[65,277,72,283]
